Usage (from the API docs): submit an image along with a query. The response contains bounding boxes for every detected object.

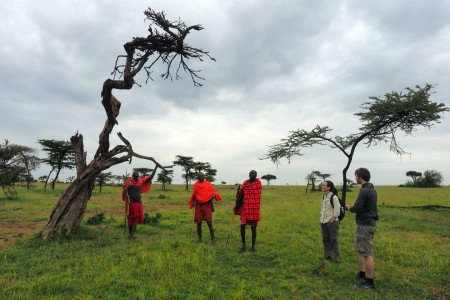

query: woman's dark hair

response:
[355,167,371,182]
[325,180,338,196]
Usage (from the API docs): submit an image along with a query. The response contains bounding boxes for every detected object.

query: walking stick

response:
[190,199,196,242]
[124,186,130,235]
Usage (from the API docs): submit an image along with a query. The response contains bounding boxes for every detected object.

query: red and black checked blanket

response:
[239,178,262,221]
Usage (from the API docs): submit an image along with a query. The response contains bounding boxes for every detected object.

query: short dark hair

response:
[355,168,371,182]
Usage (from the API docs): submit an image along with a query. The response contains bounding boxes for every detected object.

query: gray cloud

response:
[1,0,449,186]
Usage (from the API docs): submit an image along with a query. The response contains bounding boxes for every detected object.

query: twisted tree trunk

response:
[41,8,213,239]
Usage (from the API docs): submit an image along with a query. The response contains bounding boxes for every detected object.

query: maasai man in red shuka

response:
[234,170,262,252]
[189,172,222,244]
[122,167,158,239]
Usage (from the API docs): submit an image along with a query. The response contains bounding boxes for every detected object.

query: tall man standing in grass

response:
[122,167,158,240]
[234,170,262,252]
[346,167,378,290]
[189,172,222,244]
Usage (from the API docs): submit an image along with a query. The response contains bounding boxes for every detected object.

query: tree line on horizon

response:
[1,138,445,194]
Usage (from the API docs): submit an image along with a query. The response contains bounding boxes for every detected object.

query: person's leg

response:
[196,221,202,242]
[365,256,375,279]
[355,224,376,289]
[250,225,257,251]
[239,224,246,252]
[358,256,366,273]
[130,224,137,239]
[206,221,215,244]
[321,223,331,260]
[328,221,340,262]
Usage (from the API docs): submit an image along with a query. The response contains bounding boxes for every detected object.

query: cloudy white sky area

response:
[1,0,450,186]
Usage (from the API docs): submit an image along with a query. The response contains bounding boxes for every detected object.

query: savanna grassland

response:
[0,183,449,299]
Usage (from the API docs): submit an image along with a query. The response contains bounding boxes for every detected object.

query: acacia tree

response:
[173,155,195,190]
[261,174,277,186]
[41,8,214,239]
[193,161,217,182]
[156,169,173,190]
[305,170,320,192]
[265,84,449,203]
[0,140,37,198]
[95,171,113,193]
[0,140,40,190]
[18,148,41,189]
[406,170,422,185]
[38,139,75,190]
[317,172,331,181]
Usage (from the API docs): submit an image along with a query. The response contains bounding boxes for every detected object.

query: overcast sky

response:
[1,0,450,186]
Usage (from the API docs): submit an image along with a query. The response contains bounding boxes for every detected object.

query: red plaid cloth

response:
[237,178,262,221]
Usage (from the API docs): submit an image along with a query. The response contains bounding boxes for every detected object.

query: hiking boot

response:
[356,273,366,282]
[355,281,375,289]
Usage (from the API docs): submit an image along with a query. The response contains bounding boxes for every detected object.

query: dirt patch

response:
[382,204,450,211]
[0,218,47,251]
[410,205,450,211]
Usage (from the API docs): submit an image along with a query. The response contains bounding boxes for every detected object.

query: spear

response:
[189,198,196,242]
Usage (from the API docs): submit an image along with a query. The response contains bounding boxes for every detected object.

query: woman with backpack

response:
[320,180,341,263]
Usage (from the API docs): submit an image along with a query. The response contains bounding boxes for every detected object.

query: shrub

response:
[87,213,105,225]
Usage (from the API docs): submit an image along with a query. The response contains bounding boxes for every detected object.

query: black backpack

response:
[330,193,345,221]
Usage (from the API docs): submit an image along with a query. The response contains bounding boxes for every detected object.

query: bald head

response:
[197,172,205,182]
[249,170,257,181]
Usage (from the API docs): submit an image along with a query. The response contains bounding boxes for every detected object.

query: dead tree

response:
[42,8,214,239]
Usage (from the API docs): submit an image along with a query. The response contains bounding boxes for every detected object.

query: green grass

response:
[0,183,449,299]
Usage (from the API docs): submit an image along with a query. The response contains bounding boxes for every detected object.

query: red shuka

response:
[122,176,152,225]
[189,180,222,209]
[236,178,262,221]
[122,176,152,202]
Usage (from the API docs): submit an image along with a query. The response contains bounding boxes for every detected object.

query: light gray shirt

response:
[320,192,341,224]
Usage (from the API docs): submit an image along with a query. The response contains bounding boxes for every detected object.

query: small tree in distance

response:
[305,171,320,193]
[404,170,443,188]
[95,172,113,193]
[38,139,75,190]
[157,169,173,191]
[317,172,331,181]
[261,174,277,186]
[173,155,195,190]
[419,170,443,187]
[406,171,422,185]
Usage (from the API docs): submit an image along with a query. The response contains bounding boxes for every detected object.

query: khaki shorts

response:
[355,224,376,256]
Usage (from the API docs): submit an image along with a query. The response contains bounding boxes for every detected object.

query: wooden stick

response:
[189,201,196,242]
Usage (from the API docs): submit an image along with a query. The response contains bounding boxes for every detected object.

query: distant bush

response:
[403,170,443,188]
